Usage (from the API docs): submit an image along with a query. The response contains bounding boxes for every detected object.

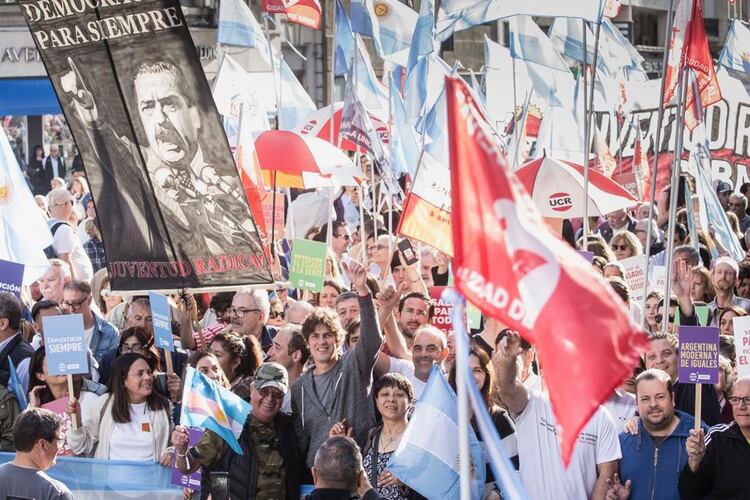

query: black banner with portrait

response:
[19,0,273,291]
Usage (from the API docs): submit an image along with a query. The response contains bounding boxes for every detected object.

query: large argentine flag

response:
[719,19,750,73]
[437,0,604,41]
[0,453,181,499]
[180,367,251,455]
[387,366,485,499]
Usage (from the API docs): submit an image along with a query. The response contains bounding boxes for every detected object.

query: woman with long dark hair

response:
[66,353,173,463]
[450,347,519,499]
[208,332,263,399]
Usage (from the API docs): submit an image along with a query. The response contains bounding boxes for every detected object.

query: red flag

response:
[261,0,322,29]
[662,0,721,130]
[682,0,721,130]
[445,76,649,465]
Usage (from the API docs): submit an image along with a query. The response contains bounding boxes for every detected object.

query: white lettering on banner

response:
[456,266,526,323]
[0,282,21,294]
[47,342,84,353]
[153,317,170,330]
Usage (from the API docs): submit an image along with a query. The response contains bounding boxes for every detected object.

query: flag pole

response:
[263,14,283,130]
[583,18,603,251]
[329,0,337,143]
[453,296,472,500]
[662,66,689,335]
[581,22,589,250]
[511,55,519,170]
[641,0,676,329]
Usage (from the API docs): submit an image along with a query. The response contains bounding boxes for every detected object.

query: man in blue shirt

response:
[608,368,708,500]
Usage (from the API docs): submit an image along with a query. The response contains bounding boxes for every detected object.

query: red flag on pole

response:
[261,0,322,29]
[682,0,721,130]
[445,76,649,465]
[662,0,721,130]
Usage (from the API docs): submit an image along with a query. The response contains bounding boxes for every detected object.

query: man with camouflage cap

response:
[173,362,303,499]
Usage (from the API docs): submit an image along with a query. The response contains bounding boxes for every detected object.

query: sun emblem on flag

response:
[0,177,13,207]
[214,409,228,425]
[373,0,391,21]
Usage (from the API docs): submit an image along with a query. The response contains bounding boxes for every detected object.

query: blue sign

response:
[149,292,174,352]
[43,314,88,376]
[0,259,24,298]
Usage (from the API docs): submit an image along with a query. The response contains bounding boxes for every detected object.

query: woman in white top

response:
[27,347,107,456]
[66,353,173,464]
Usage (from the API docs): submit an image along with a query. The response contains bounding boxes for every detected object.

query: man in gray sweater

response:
[291,260,383,467]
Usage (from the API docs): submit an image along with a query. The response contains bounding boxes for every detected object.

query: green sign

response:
[695,305,709,327]
[289,239,328,292]
[467,303,482,330]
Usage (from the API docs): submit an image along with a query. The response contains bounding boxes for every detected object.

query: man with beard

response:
[133,59,262,259]
[607,369,708,500]
[679,376,750,499]
[707,257,750,324]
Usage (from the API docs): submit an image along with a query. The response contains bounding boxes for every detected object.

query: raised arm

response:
[492,331,529,417]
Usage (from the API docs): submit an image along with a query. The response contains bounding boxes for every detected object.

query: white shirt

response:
[83,325,95,352]
[515,390,621,500]
[388,356,427,401]
[0,334,30,392]
[46,155,61,178]
[603,389,637,424]
[109,402,155,461]
[77,217,92,246]
[48,218,93,282]
[523,371,544,393]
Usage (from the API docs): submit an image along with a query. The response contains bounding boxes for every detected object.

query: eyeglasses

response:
[334,233,351,241]
[270,310,285,320]
[120,343,146,353]
[728,396,750,406]
[230,307,260,318]
[654,314,675,324]
[62,297,88,310]
[367,244,388,253]
[258,387,285,401]
[611,244,629,251]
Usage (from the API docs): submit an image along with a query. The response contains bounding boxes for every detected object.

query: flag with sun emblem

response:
[354,0,418,66]
[180,367,251,454]
[0,127,52,284]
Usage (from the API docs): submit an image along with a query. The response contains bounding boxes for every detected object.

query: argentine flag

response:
[362,0,419,66]
[180,367,251,455]
[719,19,750,74]
[387,366,485,499]
[0,127,51,284]
[217,0,268,49]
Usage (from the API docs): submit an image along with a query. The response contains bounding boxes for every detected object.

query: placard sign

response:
[43,314,88,376]
[0,259,24,298]
[429,286,454,333]
[171,427,204,491]
[289,239,327,292]
[733,316,750,377]
[678,326,720,384]
[149,291,174,352]
[619,255,647,305]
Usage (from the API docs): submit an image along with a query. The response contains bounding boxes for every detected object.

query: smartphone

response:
[210,472,231,500]
[398,238,419,266]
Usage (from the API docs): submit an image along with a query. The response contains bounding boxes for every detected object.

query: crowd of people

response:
[0,159,749,500]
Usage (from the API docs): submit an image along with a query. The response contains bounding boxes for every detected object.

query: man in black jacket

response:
[679,376,750,499]
[307,436,386,500]
[173,362,302,500]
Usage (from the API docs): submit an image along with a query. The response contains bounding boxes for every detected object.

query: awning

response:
[0,77,62,116]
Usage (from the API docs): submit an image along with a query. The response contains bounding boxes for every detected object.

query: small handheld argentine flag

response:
[387,366,485,499]
[180,367,251,455]
[7,356,28,411]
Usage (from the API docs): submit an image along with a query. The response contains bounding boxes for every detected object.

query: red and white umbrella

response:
[515,157,638,218]
[295,102,389,153]
[255,130,362,189]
